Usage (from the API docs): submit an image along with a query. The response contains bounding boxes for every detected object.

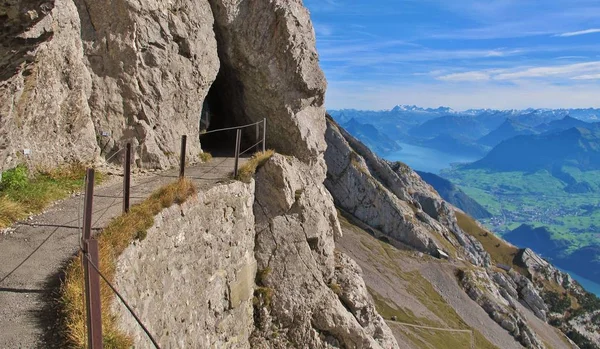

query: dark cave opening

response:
[199,66,259,157]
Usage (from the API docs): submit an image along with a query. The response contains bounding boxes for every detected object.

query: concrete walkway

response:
[0,157,243,348]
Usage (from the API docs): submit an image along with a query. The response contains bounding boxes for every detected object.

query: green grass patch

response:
[444,166,600,258]
[58,178,197,348]
[455,211,529,277]
[0,163,103,229]
[235,150,275,183]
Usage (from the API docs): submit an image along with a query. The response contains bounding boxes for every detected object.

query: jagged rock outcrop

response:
[208,0,327,163]
[251,154,398,348]
[324,117,490,265]
[1,0,219,170]
[325,119,438,254]
[509,270,549,321]
[114,181,256,348]
[332,252,398,348]
[518,248,575,289]
[459,268,546,348]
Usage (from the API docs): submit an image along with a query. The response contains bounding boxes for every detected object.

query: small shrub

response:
[199,152,213,163]
[135,230,148,241]
[254,287,274,308]
[256,267,272,286]
[236,150,275,183]
[329,282,343,296]
[1,165,29,190]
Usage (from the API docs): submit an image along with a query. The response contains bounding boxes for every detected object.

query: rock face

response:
[324,119,437,254]
[208,0,327,163]
[1,0,219,170]
[251,154,398,348]
[1,0,327,171]
[0,0,98,170]
[459,268,546,349]
[324,117,489,265]
[509,270,549,321]
[113,181,256,348]
[79,0,219,168]
[518,248,575,289]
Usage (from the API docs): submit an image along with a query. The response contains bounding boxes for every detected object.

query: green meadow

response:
[442,166,600,254]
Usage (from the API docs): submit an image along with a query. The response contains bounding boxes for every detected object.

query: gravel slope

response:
[336,215,524,349]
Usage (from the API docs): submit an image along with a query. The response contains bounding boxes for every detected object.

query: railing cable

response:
[83,252,162,349]
[239,140,265,157]
[200,120,263,135]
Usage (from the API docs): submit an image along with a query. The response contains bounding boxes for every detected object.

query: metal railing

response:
[198,118,267,178]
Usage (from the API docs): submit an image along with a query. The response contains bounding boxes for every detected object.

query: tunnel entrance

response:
[199,66,258,157]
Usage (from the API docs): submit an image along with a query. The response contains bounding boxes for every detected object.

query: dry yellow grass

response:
[236,150,274,183]
[59,178,197,348]
[0,196,27,228]
[199,152,213,163]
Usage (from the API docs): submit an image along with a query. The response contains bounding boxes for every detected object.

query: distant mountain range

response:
[328,106,600,159]
[411,114,490,141]
[416,171,492,219]
[535,115,591,134]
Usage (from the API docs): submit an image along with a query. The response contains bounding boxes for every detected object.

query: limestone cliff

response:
[324,116,489,266]
[0,0,328,171]
[251,154,396,348]
[1,0,219,170]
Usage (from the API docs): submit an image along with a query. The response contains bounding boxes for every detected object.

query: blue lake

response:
[384,142,480,174]
[556,267,600,297]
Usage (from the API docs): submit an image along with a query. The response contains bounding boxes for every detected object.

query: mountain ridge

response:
[468,124,600,172]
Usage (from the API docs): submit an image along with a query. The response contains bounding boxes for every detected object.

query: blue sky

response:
[303,0,600,110]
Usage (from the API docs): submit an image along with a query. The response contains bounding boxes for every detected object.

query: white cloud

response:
[495,61,600,80]
[556,28,600,37]
[435,61,600,82]
[572,73,600,80]
[437,72,490,82]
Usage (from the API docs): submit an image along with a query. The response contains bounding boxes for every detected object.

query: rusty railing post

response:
[262,118,266,153]
[123,143,131,214]
[179,135,187,179]
[234,129,241,178]
[81,168,103,349]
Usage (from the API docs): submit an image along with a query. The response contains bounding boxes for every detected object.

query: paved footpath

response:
[0,158,242,348]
